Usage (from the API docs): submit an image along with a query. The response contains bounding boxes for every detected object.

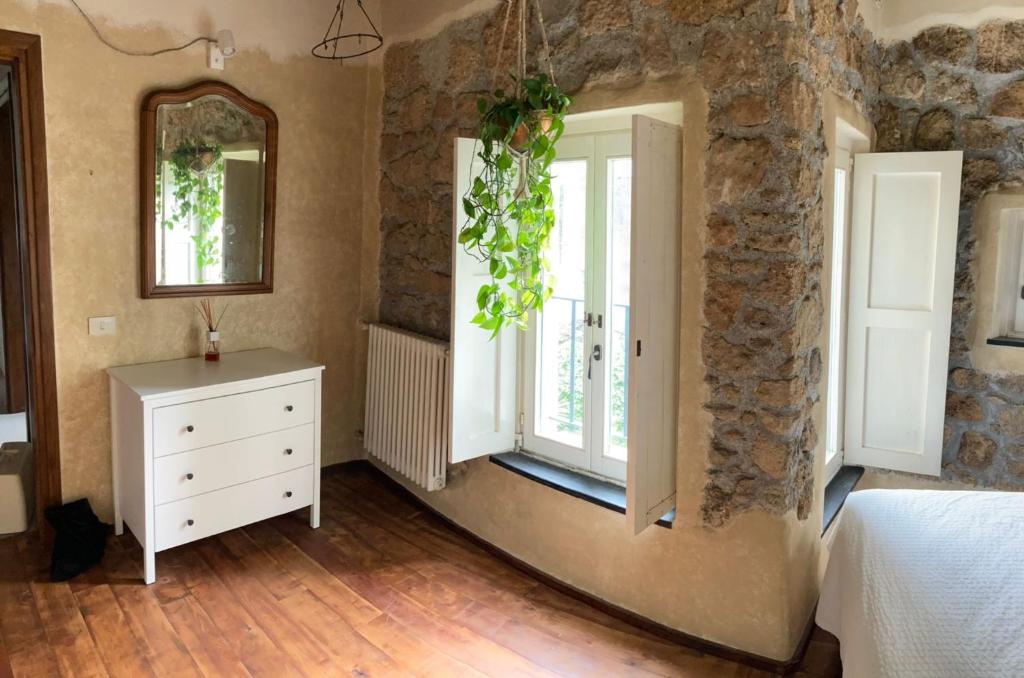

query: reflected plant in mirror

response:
[142,82,277,298]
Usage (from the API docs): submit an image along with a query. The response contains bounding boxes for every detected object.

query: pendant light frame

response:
[312,0,383,62]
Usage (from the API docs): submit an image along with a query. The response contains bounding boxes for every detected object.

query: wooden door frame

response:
[0,29,62,534]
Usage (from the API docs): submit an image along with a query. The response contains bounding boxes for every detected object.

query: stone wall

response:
[875,22,1024,489]
[700,0,878,525]
[378,0,876,526]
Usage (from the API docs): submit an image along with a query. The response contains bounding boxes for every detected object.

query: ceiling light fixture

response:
[312,0,383,62]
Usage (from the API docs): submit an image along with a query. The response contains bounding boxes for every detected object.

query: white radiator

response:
[364,324,450,491]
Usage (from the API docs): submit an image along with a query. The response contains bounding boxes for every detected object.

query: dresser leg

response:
[310,501,320,529]
[144,549,156,585]
[114,514,124,536]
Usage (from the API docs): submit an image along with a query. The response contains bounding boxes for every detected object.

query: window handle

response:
[587,344,602,379]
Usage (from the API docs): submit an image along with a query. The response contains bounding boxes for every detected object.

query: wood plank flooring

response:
[0,464,841,677]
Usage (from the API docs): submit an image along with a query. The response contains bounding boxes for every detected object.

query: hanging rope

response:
[488,0,557,91]
[490,0,515,91]
[531,0,556,85]
[518,0,527,87]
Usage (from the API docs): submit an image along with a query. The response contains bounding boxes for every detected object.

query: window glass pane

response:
[607,157,631,461]
[536,160,587,448]
[826,167,847,460]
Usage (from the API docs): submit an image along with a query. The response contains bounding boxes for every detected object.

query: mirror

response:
[141,81,277,298]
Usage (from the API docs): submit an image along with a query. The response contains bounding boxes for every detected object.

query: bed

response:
[816,489,1024,678]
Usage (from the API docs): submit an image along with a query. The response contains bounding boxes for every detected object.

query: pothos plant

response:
[459,74,571,337]
[164,141,224,284]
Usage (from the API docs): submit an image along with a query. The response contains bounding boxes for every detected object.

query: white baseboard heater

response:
[364,323,450,491]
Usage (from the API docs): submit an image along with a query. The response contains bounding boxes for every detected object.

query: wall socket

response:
[88,316,116,336]
[207,42,225,70]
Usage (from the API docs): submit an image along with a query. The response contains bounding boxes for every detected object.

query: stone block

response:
[911,25,973,64]
[990,80,1024,119]
[957,432,996,469]
[977,21,1024,72]
[706,136,772,206]
[727,94,771,127]
[913,108,956,150]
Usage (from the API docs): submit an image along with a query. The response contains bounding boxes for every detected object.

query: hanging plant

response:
[166,141,224,283]
[458,0,570,337]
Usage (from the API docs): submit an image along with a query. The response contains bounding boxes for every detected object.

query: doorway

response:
[0,30,61,537]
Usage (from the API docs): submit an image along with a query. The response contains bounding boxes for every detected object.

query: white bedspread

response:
[817,489,1024,678]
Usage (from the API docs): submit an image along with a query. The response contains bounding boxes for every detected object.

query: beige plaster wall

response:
[861,0,1024,41]
[1,0,378,520]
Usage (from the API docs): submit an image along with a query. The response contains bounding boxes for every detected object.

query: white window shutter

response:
[844,151,963,476]
[626,115,681,534]
[449,138,517,463]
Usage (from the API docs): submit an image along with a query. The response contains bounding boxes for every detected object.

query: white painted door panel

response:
[845,151,962,476]
[626,115,681,533]
[449,138,517,462]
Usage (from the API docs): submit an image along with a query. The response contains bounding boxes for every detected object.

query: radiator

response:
[364,324,450,491]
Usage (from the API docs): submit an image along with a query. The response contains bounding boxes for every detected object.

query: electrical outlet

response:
[207,42,225,70]
[88,316,116,336]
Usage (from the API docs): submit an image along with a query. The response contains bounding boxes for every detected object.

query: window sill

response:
[987,336,1024,348]
[822,465,864,535]
[490,451,675,528]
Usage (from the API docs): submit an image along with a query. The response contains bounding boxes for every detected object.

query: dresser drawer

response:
[153,423,314,505]
[153,380,314,457]
[155,465,313,551]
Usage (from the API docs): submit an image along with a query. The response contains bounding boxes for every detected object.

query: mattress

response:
[816,489,1024,678]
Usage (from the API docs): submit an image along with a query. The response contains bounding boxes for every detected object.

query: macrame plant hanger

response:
[489,0,557,95]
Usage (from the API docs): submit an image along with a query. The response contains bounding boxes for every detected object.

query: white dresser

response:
[108,348,324,584]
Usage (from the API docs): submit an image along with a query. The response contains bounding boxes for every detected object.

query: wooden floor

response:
[0,464,841,677]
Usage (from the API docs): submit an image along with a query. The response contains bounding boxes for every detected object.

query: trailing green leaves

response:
[459,74,571,338]
[165,141,225,284]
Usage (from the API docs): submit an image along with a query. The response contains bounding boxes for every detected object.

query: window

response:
[822,117,963,478]
[155,148,264,286]
[991,208,1024,340]
[449,103,682,533]
[841,150,963,477]
[824,148,851,485]
[523,132,631,482]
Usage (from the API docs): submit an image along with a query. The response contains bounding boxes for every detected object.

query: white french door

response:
[523,131,632,482]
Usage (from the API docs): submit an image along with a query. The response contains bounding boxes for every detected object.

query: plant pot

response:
[508,111,553,154]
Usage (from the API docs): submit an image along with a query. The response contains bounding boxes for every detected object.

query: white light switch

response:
[88,316,116,336]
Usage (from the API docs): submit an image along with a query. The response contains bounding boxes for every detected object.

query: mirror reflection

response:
[154,94,267,286]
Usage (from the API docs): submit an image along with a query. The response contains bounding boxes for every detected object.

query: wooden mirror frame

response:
[140,80,278,298]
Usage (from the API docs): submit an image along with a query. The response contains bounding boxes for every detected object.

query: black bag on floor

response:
[44,498,110,582]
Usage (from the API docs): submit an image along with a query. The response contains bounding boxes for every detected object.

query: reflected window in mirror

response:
[141,82,277,298]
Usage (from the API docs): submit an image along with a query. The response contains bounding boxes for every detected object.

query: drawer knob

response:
[285,405,294,412]
[186,473,194,480]
[186,425,195,433]
[285,491,293,498]
[186,519,194,526]
[285,448,293,455]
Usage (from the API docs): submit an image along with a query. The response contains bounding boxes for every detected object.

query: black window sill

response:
[987,336,1024,348]
[822,465,864,535]
[490,451,675,528]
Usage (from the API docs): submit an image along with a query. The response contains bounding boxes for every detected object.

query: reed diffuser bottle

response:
[196,298,227,362]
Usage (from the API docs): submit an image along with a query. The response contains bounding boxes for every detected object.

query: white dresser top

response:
[108,348,324,400]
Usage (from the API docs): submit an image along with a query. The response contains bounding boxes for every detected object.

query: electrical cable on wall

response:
[68,0,215,57]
